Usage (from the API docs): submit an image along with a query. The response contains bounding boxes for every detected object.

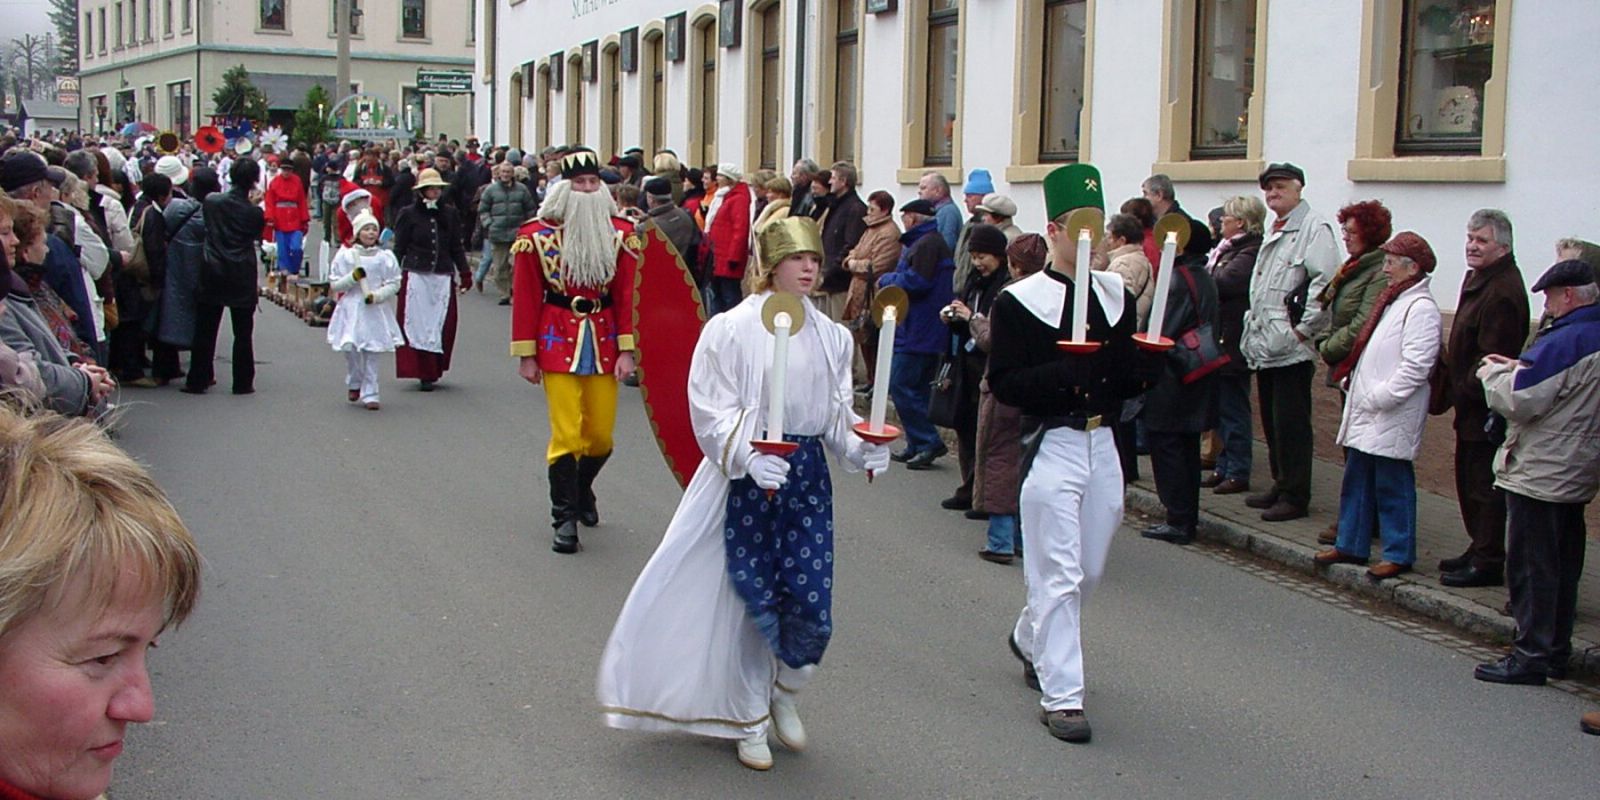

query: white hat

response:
[340,188,371,211]
[154,155,189,186]
[350,210,380,237]
[101,146,126,174]
[975,193,1018,219]
[717,163,741,182]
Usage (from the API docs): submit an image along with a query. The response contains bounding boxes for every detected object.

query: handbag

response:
[122,206,152,282]
[1170,265,1232,384]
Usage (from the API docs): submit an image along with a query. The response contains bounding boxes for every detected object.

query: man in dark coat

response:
[817,161,868,323]
[1432,208,1529,588]
[114,173,173,386]
[1141,245,1222,545]
[878,198,955,470]
[185,158,265,395]
[639,177,702,267]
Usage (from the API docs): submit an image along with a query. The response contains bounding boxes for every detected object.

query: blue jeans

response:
[705,276,743,316]
[274,229,305,275]
[889,351,940,454]
[1214,372,1253,481]
[987,514,1022,556]
[473,245,493,286]
[1335,448,1416,565]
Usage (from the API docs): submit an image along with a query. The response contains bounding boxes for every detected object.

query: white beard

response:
[541,180,619,289]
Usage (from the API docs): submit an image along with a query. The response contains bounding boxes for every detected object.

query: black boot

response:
[549,455,581,554]
[577,452,611,528]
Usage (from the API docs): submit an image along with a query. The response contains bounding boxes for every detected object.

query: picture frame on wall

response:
[865,0,896,13]
[582,40,598,82]
[621,28,638,73]
[718,0,741,47]
[665,13,685,62]
[551,53,564,91]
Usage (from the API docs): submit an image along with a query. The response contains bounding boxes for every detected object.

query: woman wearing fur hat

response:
[328,211,405,409]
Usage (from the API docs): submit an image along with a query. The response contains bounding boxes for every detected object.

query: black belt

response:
[1035,413,1104,432]
[544,291,613,315]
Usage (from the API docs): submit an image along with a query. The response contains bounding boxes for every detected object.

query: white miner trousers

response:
[1012,425,1122,711]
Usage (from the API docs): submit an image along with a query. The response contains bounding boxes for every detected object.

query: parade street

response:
[111,291,1599,799]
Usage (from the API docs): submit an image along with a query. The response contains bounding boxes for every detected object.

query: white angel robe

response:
[327,245,406,353]
[597,291,873,739]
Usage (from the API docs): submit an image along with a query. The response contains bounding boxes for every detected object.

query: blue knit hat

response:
[963,168,995,196]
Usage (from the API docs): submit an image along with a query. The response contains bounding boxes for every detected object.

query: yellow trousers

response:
[543,372,618,463]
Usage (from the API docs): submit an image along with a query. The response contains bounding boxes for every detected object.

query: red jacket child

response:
[262,169,310,237]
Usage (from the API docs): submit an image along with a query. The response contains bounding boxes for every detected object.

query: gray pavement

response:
[109,290,1600,799]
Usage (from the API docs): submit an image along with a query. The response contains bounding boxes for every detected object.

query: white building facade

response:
[479,0,1600,310]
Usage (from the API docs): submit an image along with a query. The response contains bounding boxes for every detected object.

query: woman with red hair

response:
[1310,199,1393,545]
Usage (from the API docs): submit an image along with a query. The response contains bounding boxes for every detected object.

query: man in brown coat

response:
[1432,209,1529,588]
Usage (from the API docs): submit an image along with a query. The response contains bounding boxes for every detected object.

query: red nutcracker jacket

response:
[509,215,641,375]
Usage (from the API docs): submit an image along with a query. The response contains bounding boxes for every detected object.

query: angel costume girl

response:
[327,211,405,409]
[597,217,890,771]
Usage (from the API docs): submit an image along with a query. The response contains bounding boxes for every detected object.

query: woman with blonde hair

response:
[0,406,201,799]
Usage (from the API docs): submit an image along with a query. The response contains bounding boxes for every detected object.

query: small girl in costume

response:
[327,211,405,409]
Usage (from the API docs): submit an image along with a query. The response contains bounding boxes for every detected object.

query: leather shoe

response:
[1212,478,1249,495]
[1244,490,1280,509]
[1040,708,1092,743]
[551,520,581,554]
[891,448,915,463]
[1260,501,1307,522]
[1474,655,1546,686]
[1313,547,1366,566]
[1317,523,1339,546]
[940,495,973,511]
[964,509,991,521]
[1200,472,1225,489]
[978,549,1015,565]
[1367,561,1411,580]
[1437,553,1471,573]
[1440,565,1503,588]
[905,448,945,470]
[1008,634,1040,690]
[1582,711,1600,735]
[1140,524,1194,545]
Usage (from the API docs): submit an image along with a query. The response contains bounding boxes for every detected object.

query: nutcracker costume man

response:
[985,164,1162,743]
[510,148,641,555]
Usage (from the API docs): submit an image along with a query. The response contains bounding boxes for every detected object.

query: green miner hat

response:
[1043,163,1105,221]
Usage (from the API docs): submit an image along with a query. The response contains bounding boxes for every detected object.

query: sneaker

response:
[737,732,773,770]
[770,691,807,751]
[1040,708,1092,743]
[1008,633,1041,691]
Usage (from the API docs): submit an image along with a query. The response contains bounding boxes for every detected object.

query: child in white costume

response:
[327,211,405,409]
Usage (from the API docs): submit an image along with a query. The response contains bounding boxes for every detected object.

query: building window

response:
[260,0,285,30]
[753,1,782,170]
[537,64,552,152]
[402,0,426,39]
[640,31,665,157]
[332,0,361,35]
[168,82,191,135]
[164,0,172,35]
[601,44,621,157]
[143,0,152,39]
[566,54,585,145]
[128,1,137,45]
[468,0,475,43]
[1350,0,1508,182]
[1039,0,1087,162]
[402,87,425,133]
[1190,0,1256,159]
[98,9,107,53]
[145,87,156,121]
[924,0,958,165]
[183,0,192,31]
[1397,0,1492,155]
[831,0,859,164]
[84,13,92,56]
[692,16,718,167]
[114,2,124,48]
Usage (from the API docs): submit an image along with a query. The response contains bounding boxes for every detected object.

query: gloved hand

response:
[848,440,891,473]
[352,266,367,281]
[747,452,792,491]
[364,293,375,305]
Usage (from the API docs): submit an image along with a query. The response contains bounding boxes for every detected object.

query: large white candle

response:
[1071,229,1092,342]
[1145,231,1179,340]
[767,312,792,441]
[869,305,897,430]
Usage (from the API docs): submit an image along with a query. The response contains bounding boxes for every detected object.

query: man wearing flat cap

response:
[1471,259,1600,687]
[986,163,1163,744]
[510,147,642,555]
[878,196,955,470]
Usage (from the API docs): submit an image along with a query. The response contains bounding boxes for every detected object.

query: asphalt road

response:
[110,288,1600,799]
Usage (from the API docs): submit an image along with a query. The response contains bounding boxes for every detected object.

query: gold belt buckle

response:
[569,296,596,316]
[1083,415,1102,431]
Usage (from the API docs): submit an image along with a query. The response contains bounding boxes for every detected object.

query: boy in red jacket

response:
[263,155,311,275]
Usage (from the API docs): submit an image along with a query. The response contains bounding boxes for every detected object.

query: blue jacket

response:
[45,235,98,349]
[934,198,963,252]
[879,220,954,355]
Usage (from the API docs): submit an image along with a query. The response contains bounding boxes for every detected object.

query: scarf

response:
[703,185,730,231]
[1330,274,1422,386]
[1318,248,1380,305]
[1204,233,1240,274]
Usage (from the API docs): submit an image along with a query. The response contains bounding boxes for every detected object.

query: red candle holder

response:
[1056,340,1103,355]
[1132,333,1175,352]
[852,422,902,483]
[750,439,801,499]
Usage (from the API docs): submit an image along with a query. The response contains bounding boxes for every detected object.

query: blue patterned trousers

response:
[724,435,835,669]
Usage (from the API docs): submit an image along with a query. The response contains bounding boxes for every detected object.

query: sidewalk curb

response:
[1124,485,1600,674]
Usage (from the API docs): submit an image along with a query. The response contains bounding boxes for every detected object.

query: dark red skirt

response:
[394,271,459,382]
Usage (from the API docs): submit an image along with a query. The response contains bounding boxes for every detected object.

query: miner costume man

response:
[985,164,1162,743]
[510,148,641,554]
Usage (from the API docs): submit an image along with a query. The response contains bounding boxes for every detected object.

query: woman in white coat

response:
[597,216,891,771]
[1314,232,1442,579]
[327,211,404,409]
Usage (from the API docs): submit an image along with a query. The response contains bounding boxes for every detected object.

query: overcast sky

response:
[1,0,60,41]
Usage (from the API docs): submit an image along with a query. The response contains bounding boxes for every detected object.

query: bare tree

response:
[8,35,54,101]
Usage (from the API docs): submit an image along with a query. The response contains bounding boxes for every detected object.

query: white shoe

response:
[737,732,773,771]
[770,691,807,751]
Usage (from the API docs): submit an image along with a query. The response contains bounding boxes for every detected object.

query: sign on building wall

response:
[417,69,474,95]
[55,77,80,107]
[327,93,410,140]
